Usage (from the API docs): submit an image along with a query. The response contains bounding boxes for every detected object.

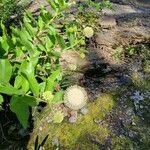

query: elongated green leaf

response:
[20,61,39,96]
[38,16,44,31]
[39,82,46,95]
[68,32,76,46]
[45,36,54,51]
[24,21,37,38]
[0,59,12,82]
[45,69,62,92]
[56,34,66,50]
[23,14,37,37]
[0,83,23,95]
[47,0,58,11]
[58,0,65,7]
[0,36,9,54]
[0,95,3,105]
[14,75,29,93]
[0,94,3,110]
[10,95,37,128]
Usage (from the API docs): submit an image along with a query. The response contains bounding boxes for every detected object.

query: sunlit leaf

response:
[0,59,12,82]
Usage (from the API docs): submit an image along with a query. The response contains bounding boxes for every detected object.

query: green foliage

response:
[0,0,27,24]
[0,59,12,82]
[0,0,113,130]
[0,0,87,128]
[0,94,3,110]
[78,0,112,11]
[10,95,37,128]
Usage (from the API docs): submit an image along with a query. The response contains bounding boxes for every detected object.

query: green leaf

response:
[58,0,65,7]
[24,20,37,37]
[40,8,52,24]
[0,95,3,105]
[68,32,76,46]
[53,90,64,103]
[47,0,58,11]
[38,16,44,31]
[14,75,29,93]
[39,82,46,95]
[20,61,39,96]
[0,83,23,95]
[45,37,54,51]
[0,94,3,111]
[0,36,9,54]
[56,34,66,50]
[48,26,57,36]
[45,69,62,92]
[0,59,12,82]
[10,95,37,128]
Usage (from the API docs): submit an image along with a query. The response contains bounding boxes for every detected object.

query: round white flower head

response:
[64,85,88,110]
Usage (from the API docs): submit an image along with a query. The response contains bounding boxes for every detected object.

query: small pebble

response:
[52,137,59,146]
[70,110,78,117]
[62,107,68,117]
[69,116,78,123]
[80,107,89,115]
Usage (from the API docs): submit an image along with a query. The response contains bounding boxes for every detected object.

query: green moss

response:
[130,119,150,150]
[144,61,150,74]
[131,71,143,87]
[112,135,134,150]
[28,94,115,149]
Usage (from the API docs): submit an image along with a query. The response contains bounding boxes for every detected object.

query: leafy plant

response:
[0,0,112,129]
[0,0,85,128]
[0,0,28,28]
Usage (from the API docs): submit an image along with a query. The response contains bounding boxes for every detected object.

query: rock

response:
[80,107,89,115]
[52,137,59,146]
[69,116,78,123]
[60,50,90,72]
[99,16,117,28]
[70,110,78,117]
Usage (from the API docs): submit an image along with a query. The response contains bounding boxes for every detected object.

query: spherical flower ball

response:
[83,27,94,38]
[64,85,88,110]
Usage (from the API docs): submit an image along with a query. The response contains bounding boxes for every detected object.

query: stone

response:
[70,110,78,117]
[60,50,90,72]
[99,16,117,28]
[69,116,78,123]
[52,137,59,146]
[80,107,89,115]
